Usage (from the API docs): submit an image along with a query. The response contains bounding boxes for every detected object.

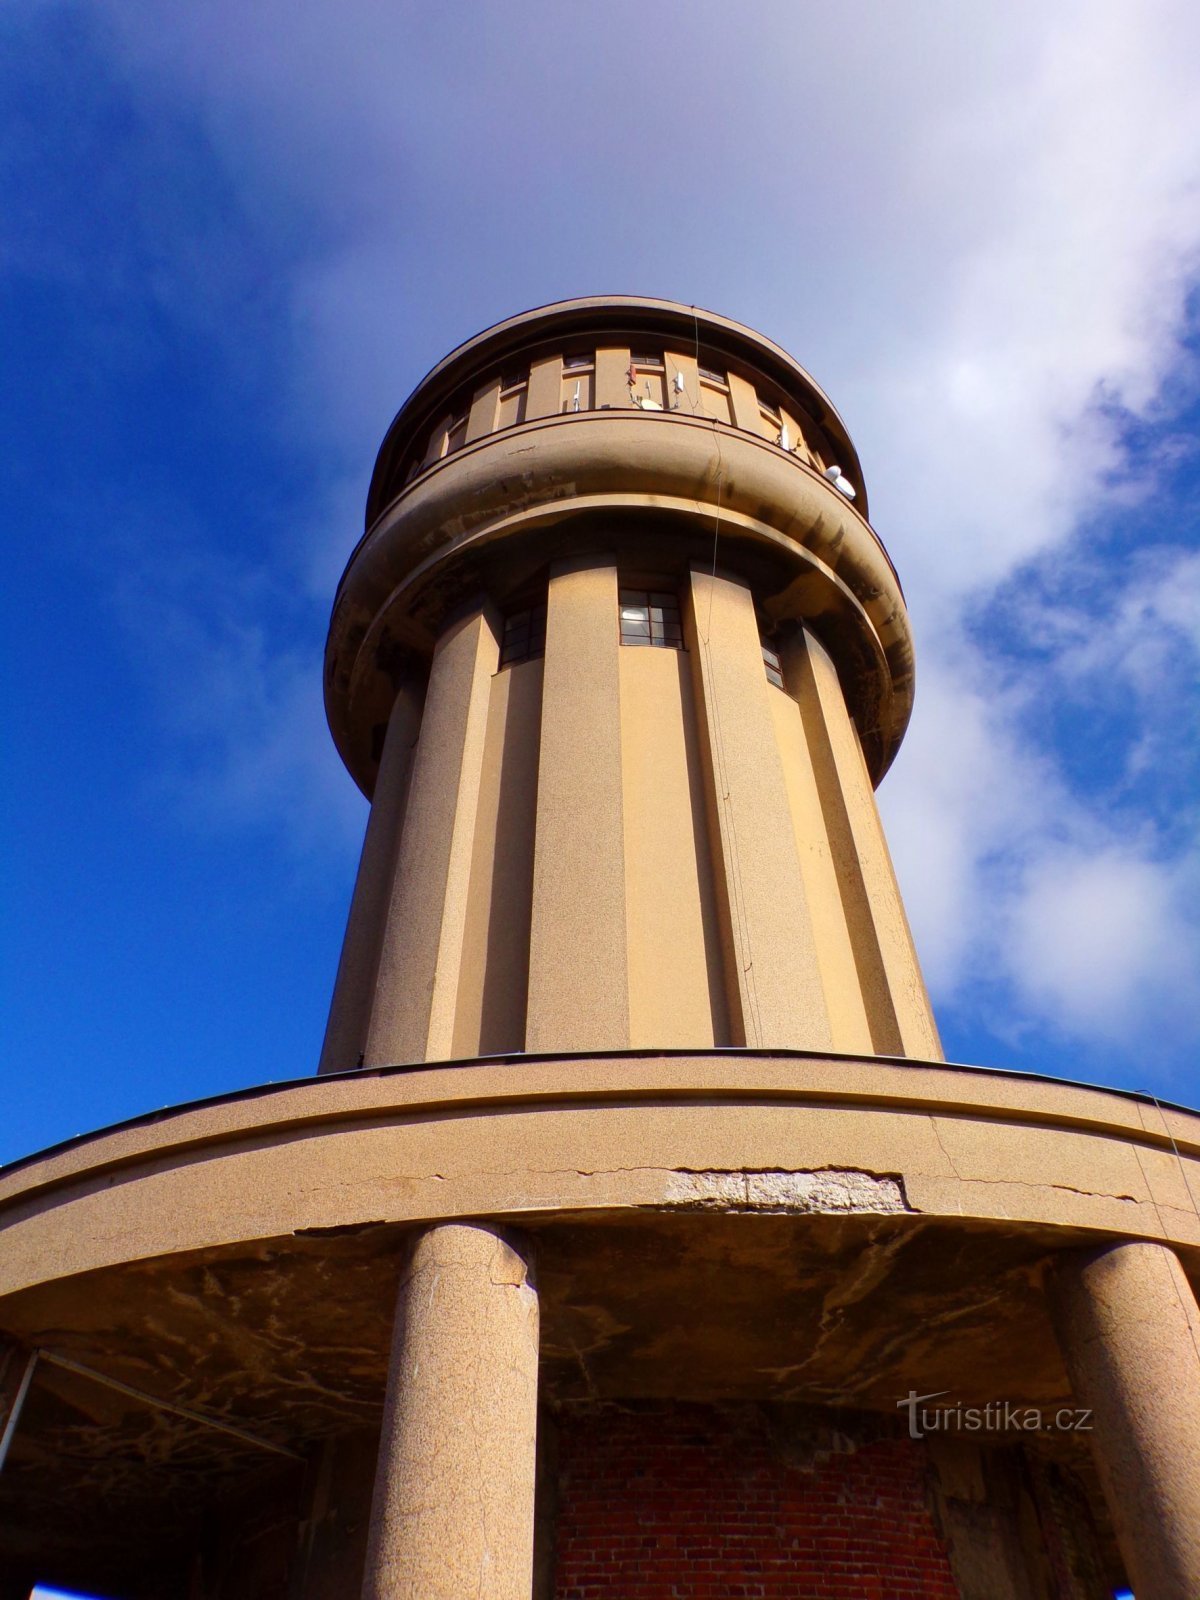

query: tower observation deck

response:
[1,299,1199,1600]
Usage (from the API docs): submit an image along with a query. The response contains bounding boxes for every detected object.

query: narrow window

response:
[442,414,468,456]
[619,588,683,649]
[761,640,785,689]
[499,603,547,667]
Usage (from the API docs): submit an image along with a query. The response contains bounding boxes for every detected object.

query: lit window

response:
[762,641,784,688]
[619,588,683,649]
[499,603,547,667]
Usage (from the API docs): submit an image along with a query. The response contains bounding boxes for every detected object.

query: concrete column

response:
[526,558,630,1052]
[594,345,631,410]
[726,370,762,433]
[362,1224,539,1600]
[1050,1240,1200,1600]
[364,605,500,1066]
[318,680,423,1075]
[786,628,941,1060]
[686,566,832,1050]
[466,377,501,443]
[525,354,562,420]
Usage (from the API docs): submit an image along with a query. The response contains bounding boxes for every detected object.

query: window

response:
[443,414,468,456]
[563,351,593,370]
[619,588,683,649]
[499,603,546,667]
[761,640,784,689]
[698,365,726,385]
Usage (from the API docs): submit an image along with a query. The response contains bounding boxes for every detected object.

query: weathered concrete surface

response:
[1050,1240,1200,1600]
[0,1207,1132,1587]
[2,1056,1197,1303]
[363,1224,539,1600]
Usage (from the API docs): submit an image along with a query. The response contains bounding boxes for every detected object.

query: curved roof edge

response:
[2,1046,1194,1182]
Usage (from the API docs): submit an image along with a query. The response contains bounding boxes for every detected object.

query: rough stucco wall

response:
[550,1403,960,1600]
[620,645,726,1047]
[453,655,542,1056]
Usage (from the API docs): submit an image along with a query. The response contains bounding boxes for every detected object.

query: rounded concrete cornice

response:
[327,411,911,794]
[2,1052,1197,1302]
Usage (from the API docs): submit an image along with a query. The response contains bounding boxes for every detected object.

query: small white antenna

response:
[778,422,790,452]
[572,381,581,413]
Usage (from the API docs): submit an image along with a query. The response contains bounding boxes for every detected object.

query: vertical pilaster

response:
[767,651,874,1055]
[525,355,562,420]
[726,371,761,433]
[793,629,942,1060]
[594,345,631,410]
[1050,1240,1200,1600]
[526,558,630,1052]
[318,680,423,1075]
[466,377,501,443]
[362,1224,540,1600]
[364,604,500,1066]
[685,567,831,1050]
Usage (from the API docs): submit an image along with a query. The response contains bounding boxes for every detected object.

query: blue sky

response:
[3,0,1199,1168]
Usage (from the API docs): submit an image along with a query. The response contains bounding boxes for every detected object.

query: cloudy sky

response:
[4,0,1199,1168]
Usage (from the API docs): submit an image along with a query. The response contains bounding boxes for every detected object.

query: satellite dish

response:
[824,465,857,501]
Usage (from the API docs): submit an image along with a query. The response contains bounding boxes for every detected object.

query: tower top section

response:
[364,297,870,526]
[326,295,913,797]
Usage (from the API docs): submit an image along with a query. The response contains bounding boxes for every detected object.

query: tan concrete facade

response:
[1,298,1196,1598]
[318,298,939,1064]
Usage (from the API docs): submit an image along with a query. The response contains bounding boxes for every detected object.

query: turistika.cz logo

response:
[896,1390,1093,1440]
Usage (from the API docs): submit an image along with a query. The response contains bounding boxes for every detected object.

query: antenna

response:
[824,464,856,500]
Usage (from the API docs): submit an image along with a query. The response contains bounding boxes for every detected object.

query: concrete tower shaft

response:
[319,297,940,1074]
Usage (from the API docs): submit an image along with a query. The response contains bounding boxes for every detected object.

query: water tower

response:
[1,299,1198,1600]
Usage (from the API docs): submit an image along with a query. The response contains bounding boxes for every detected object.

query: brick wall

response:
[551,1402,960,1600]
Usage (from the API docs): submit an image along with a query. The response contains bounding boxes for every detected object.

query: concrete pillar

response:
[364,604,500,1066]
[594,344,631,410]
[526,558,630,1052]
[787,627,942,1060]
[362,1224,539,1600]
[686,566,832,1050]
[318,680,423,1075]
[1050,1240,1200,1600]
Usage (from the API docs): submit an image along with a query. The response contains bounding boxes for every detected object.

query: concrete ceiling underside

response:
[0,1209,1133,1587]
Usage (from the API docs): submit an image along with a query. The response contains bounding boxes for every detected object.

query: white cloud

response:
[1007,846,1198,1041]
